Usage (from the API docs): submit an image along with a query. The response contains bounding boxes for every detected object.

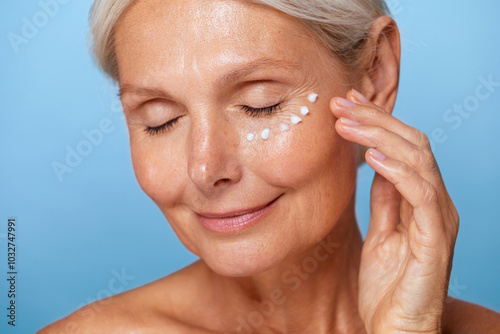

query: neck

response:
[206,197,365,334]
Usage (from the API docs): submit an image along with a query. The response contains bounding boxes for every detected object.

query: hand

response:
[331,89,460,333]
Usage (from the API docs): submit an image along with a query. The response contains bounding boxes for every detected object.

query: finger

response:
[330,93,430,149]
[365,148,447,248]
[334,109,453,224]
[366,172,401,241]
[331,92,459,239]
[335,118,459,244]
[335,120,442,188]
[332,95,459,236]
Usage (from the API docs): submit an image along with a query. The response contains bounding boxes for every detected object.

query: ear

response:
[359,15,401,114]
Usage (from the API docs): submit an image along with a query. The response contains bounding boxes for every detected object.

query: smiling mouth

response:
[195,194,282,234]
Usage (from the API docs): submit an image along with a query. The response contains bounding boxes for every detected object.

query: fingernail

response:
[340,117,360,127]
[351,89,370,103]
[336,97,356,108]
[370,148,387,161]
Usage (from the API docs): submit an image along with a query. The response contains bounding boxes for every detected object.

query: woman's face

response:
[115,0,359,276]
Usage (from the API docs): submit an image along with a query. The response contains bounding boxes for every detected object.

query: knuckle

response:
[395,162,414,182]
[450,198,459,219]
[407,147,422,169]
[451,207,460,226]
[444,196,460,235]
[446,225,459,247]
[368,127,384,147]
[450,207,460,234]
[371,126,384,138]
[454,212,460,228]
[419,146,437,168]
[419,182,439,207]
[417,131,432,149]
[365,107,379,121]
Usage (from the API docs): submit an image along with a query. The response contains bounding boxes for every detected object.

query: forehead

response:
[114,0,330,84]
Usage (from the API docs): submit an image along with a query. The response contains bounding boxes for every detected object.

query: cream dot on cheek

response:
[308,93,318,103]
[245,92,320,143]
[291,115,302,125]
[300,106,310,116]
[246,133,255,142]
[261,128,271,140]
[279,123,290,132]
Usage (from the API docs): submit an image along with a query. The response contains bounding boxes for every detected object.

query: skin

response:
[40,0,500,333]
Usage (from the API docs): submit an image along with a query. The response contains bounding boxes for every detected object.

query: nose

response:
[187,115,243,194]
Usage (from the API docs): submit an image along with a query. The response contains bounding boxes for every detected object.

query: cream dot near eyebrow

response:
[300,106,310,116]
[308,93,318,103]
[279,123,290,132]
[261,128,271,140]
[291,115,302,125]
[247,133,255,142]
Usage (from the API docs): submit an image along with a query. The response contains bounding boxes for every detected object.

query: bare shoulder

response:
[443,296,500,333]
[37,260,217,334]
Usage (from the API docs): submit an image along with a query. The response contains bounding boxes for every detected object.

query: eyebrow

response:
[119,58,302,98]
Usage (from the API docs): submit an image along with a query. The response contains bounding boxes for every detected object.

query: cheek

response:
[129,135,187,208]
[241,102,356,190]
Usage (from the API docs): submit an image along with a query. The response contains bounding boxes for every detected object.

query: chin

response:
[200,237,289,277]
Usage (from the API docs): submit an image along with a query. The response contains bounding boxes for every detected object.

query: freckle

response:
[291,115,302,125]
[247,133,255,142]
[261,128,271,140]
[308,93,318,103]
[300,106,310,116]
[279,123,290,132]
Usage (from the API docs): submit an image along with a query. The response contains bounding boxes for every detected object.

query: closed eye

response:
[144,116,182,136]
[144,103,281,136]
[241,103,281,117]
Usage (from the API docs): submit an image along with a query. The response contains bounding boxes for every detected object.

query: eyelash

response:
[144,103,281,136]
[144,117,181,136]
[241,103,281,117]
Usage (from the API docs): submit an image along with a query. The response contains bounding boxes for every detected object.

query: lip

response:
[196,194,282,234]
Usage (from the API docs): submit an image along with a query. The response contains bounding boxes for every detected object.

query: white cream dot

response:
[300,106,310,116]
[308,93,318,103]
[261,128,271,140]
[279,123,290,132]
[246,133,255,142]
[291,115,302,125]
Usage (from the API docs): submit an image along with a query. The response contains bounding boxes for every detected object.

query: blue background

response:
[1,0,499,332]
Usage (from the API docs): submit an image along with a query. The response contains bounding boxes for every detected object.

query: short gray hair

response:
[89,0,390,80]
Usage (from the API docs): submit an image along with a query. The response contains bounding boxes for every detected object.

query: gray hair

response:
[89,0,390,80]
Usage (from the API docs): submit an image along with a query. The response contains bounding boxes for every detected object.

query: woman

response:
[41,0,500,332]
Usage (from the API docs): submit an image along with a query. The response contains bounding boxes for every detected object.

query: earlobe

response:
[358,15,401,114]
